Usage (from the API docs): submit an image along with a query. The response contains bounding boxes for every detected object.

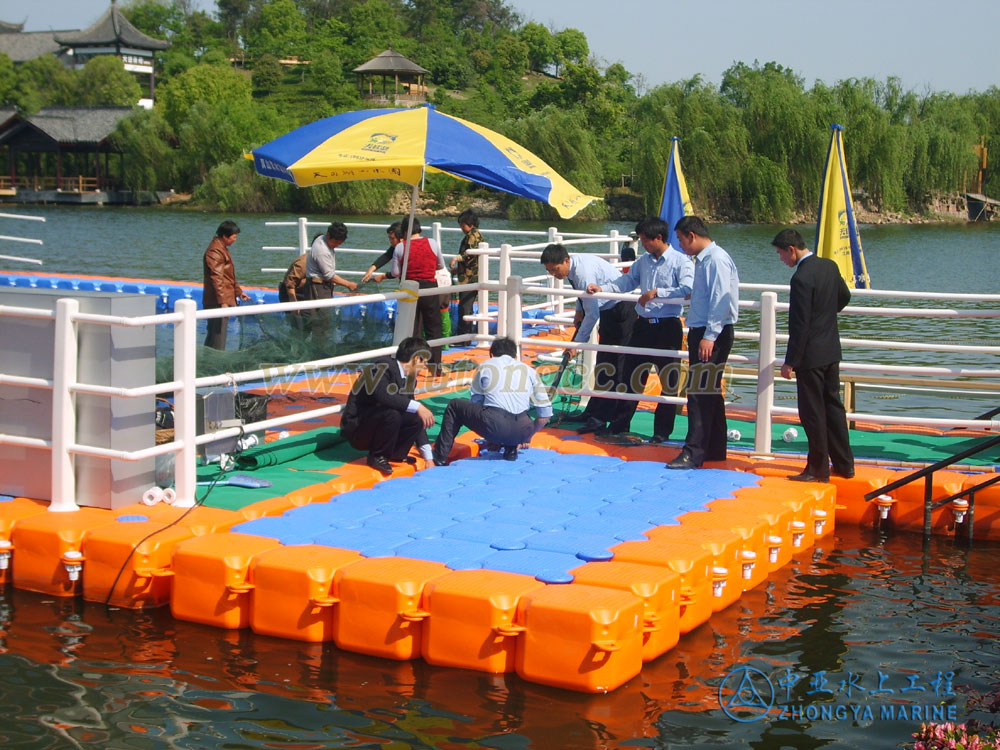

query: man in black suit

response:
[339,337,436,475]
[773,229,855,482]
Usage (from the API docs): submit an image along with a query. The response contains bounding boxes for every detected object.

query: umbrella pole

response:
[399,184,419,281]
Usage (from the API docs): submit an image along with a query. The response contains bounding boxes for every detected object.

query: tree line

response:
[2,0,998,221]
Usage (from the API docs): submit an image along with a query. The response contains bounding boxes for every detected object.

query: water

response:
[7,206,998,419]
[0,526,997,749]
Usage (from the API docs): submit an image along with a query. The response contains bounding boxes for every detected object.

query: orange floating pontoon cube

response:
[420,569,544,673]
[0,497,49,586]
[756,477,837,539]
[569,561,680,661]
[333,556,449,660]
[608,538,713,634]
[249,544,363,642]
[705,497,796,572]
[674,509,771,591]
[82,509,194,608]
[515,583,644,693]
[641,525,744,612]
[10,507,115,596]
[170,532,280,629]
[728,486,817,552]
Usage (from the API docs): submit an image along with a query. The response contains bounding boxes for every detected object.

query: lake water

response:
[2,208,1000,749]
[5,206,999,419]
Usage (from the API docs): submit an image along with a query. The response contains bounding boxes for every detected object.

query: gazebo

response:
[353,47,430,106]
[54,1,169,108]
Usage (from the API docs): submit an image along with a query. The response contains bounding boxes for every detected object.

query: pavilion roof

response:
[0,107,134,146]
[353,47,429,75]
[0,29,66,62]
[54,3,169,51]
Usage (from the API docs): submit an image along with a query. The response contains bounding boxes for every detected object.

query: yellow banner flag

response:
[815,125,871,289]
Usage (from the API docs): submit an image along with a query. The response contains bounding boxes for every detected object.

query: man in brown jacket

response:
[203,220,250,350]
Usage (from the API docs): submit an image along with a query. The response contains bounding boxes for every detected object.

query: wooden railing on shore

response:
[0,175,116,193]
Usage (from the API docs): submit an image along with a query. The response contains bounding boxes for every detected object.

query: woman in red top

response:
[390,217,447,372]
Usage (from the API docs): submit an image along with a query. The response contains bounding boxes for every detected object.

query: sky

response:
[5,0,998,94]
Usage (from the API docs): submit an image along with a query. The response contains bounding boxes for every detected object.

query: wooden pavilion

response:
[0,107,133,201]
[353,47,430,106]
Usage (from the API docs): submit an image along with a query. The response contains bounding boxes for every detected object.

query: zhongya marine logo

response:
[718,666,775,722]
[361,133,397,154]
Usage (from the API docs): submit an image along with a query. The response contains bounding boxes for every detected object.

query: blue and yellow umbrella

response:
[249,105,599,220]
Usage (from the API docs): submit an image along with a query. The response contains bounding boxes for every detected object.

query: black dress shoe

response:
[366,455,393,476]
[649,434,667,444]
[576,417,605,435]
[502,445,518,461]
[390,455,417,465]
[787,471,829,483]
[666,453,698,470]
[833,468,855,479]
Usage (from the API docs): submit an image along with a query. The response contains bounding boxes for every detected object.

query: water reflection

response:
[0,526,997,749]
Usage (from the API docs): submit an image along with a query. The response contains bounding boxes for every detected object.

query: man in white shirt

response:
[432,338,552,464]
[301,222,358,343]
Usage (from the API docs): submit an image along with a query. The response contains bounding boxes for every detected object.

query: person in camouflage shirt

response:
[451,208,484,336]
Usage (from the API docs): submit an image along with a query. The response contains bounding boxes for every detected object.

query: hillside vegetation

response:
[2,0,998,221]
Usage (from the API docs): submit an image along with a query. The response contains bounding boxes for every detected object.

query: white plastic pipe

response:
[49,298,79,513]
[755,292,778,454]
[172,299,197,508]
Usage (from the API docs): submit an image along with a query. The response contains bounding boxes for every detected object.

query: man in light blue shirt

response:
[668,216,739,469]
[541,244,635,433]
[432,338,552,464]
[587,217,694,441]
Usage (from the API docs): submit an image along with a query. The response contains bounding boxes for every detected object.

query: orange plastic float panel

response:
[642,525,745,611]
[176,506,242,536]
[515,583,645,693]
[249,544,363,642]
[703,454,757,472]
[10,507,115,597]
[828,466,901,525]
[757,477,837,539]
[728,486,817,552]
[0,497,49,586]
[81,509,195,608]
[745,457,807,478]
[674,509,771,591]
[420,569,544,673]
[703,497,795,572]
[962,473,1000,507]
[333,556,450,660]
[569,561,681,661]
[170,532,280,629]
[607,538,713,634]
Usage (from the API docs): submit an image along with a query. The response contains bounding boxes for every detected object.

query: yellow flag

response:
[815,125,871,289]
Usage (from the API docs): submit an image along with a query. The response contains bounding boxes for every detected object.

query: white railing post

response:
[297,217,309,253]
[173,299,198,507]
[553,234,565,318]
[476,243,490,347]
[496,243,512,338]
[432,221,442,247]
[505,275,523,356]
[547,227,558,243]
[755,291,778,454]
[393,280,419,345]
[609,229,620,258]
[50,298,79,512]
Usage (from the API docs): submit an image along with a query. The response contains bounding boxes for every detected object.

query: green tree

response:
[157,63,253,131]
[554,27,588,73]
[11,55,77,112]
[519,22,555,73]
[344,0,404,69]
[77,56,143,106]
[109,108,176,191]
[0,53,15,106]
[252,53,284,92]
[245,0,309,60]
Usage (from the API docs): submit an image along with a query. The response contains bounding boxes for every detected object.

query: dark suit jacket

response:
[784,255,851,371]
[340,356,417,439]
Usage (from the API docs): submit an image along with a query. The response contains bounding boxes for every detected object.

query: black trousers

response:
[413,279,442,366]
[796,362,854,476]
[300,281,333,343]
[583,301,636,423]
[433,400,533,464]
[684,324,734,465]
[346,406,424,461]
[456,289,477,336]
[204,315,228,350]
[608,315,681,438]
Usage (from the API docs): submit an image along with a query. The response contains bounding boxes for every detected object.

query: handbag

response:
[434,267,453,287]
